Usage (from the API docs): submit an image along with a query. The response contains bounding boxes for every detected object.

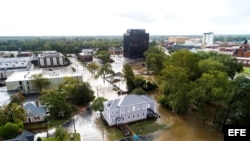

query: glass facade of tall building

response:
[123,29,149,58]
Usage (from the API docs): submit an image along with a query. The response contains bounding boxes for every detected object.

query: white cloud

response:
[0,0,250,36]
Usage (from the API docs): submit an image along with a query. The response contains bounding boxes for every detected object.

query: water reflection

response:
[155,105,223,141]
[0,87,11,106]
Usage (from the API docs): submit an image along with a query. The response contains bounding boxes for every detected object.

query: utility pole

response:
[96,87,99,97]
[72,116,76,133]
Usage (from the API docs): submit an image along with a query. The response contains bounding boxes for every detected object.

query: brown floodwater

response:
[155,105,223,141]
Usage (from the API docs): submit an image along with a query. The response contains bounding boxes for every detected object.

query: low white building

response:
[5,69,82,94]
[37,51,65,67]
[103,94,158,126]
[0,57,33,80]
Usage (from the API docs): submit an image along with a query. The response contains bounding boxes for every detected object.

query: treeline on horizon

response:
[0,35,249,54]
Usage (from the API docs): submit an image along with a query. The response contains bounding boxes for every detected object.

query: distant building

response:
[169,45,201,52]
[5,69,82,94]
[109,47,123,55]
[168,37,190,44]
[123,29,149,58]
[203,32,214,45]
[78,49,93,62]
[0,57,33,80]
[37,51,65,68]
[103,94,158,126]
[17,52,33,57]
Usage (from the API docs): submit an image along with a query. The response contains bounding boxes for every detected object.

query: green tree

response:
[0,122,19,139]
[122,64,135,92]
[222,76,250,128]
[86,62,99,75]
[0,108,8,126]
[157,65,190,114]
[189,71,229,124]
[40,88,72,119]
[70,82,95,106]
[92,97,107,112]
[10,92,24,104]
[196,51,243,79]
[144,46,168,74]
[95,63,114,83]
[55,127,67,141]
[169,49,200,81]
[131,87,147,95]
[31,73,50,93]
[96,50,111,64]
[5,103,25,123]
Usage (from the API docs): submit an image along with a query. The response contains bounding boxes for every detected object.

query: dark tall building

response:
[123,29,149,58]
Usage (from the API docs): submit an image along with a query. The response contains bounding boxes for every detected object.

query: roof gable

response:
[23,102,46,115]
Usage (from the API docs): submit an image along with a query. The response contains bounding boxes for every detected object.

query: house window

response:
[133,115,135,119]
[128,115,131,120]
[122,117,125,121]
[132,106,135,112]
[27,81,29,85]
[137,105,140,110]
[143,112,145,117]
[116,108,119,114]
[137,113,140,118]
[111,118,114,123]
[122,108,125,114]
[142,104,146,109]
[128,107,131,113]
[34,116,40,120]
[111,110,114,115]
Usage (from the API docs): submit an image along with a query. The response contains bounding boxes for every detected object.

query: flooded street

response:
[155,105,223,141]
[0,87,10,106]
[62,108,106,141]
[68,56,224,141]
[1,56,223,141]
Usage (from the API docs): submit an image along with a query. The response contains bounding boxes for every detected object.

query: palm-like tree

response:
[95,63,114,83]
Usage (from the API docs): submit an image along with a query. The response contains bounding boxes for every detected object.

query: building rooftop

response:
[0,57,31,70]
[23,102,46,115]
[37,51,64,58]
[5,67,81,82]
[4,130,34,141]
[105,94,152,108]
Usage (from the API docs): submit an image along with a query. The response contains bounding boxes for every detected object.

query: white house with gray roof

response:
[103,94,156,126]
[23,102,46,123]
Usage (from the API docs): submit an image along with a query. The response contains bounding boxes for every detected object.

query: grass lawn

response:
[42,133,80,141]
[128,119,166,135]
[102,119,166,141]
[242,67,250,74]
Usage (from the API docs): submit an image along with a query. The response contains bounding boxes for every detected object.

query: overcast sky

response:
[0,0,250,36]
